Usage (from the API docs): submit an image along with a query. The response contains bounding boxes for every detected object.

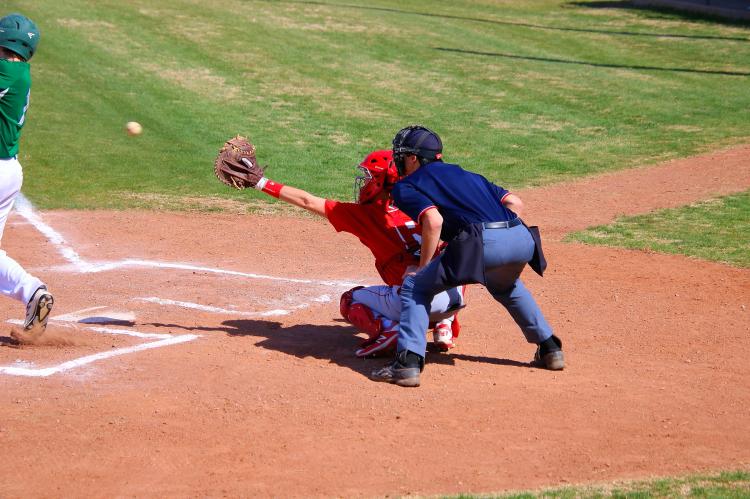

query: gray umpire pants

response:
[396,224,553,357]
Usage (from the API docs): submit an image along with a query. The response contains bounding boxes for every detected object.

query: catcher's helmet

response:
[392,125,443,175]
[0,13,39,61]
[354,149,398,204]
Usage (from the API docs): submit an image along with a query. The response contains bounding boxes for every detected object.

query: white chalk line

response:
[14,193,359,288]
[135,294,333,317]
[85,326,174,340]
[5,318,182,340]
[52,306,108,320]
[55,259,358,287]
[136,297,290,317]
[0,334,199,377]
[13,194,87,268]
[2,312,199,377]
[3,196,356,377]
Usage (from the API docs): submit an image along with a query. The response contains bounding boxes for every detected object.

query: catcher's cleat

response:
[355,329,397,357]
[24,286,54,333]
[533,335,564,370]
[369,350,423,387]
[432,322,455,351]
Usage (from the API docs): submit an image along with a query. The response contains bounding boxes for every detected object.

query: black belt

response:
[482,218,523,229]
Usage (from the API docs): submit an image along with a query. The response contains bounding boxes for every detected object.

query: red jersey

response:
[325,198,421,286]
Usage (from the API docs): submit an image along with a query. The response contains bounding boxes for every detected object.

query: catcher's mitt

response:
[214,135,265,189]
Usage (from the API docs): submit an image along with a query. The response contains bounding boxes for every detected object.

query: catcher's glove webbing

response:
[214,135,265,190]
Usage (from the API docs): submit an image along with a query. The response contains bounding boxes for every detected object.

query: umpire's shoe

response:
[534,335,564,370]
[24,286,54,332]
[369,350,423,387]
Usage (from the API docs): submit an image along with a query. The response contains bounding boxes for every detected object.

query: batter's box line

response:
[1,318,199,378]
[13,193,361,289]
[134,294,334,317]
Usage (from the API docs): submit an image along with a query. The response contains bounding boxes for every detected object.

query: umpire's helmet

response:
[0,14,40,61]
[392,125,443,175]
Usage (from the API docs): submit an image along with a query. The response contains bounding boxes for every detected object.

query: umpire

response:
[370,125,563,387]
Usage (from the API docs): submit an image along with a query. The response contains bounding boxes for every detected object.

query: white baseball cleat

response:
[24,286,54,333]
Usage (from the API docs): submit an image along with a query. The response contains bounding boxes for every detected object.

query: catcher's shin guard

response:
[451,313,461,338]
[339,286,364,321]
[347,304,382,339]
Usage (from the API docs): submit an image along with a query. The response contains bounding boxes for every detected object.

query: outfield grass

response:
[567,190,750,268]
[447,470,750,498]
[5,3,749,496]
[7,0,750,209]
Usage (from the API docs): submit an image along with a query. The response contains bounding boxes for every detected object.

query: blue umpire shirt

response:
[392,161,517,241]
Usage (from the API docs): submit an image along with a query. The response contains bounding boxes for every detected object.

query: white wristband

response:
[255,177,268,191]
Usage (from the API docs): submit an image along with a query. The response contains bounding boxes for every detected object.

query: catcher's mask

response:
[354,149,398,204]
[0,13,39,61]
[392,125,443,176]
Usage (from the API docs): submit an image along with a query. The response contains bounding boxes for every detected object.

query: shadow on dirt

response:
[147,318,535,376]
[146,318,372,374]
[78,317,136,327]
[427,351,532,369]
[0,336,19,348]
[225,318,371,373]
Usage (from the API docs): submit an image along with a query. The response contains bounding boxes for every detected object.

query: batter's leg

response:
[0,159,45,305]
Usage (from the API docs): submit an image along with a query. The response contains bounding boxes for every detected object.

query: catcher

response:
[214,137,465,357]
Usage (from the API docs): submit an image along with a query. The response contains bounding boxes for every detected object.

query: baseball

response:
[125,121,143,136]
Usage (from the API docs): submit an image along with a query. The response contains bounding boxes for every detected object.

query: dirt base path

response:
[0,145,748,497]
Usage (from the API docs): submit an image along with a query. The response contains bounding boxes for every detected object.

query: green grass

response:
[445,470,750,498]
[567,190,750,267]
[7,0,750,209]
[5,4,749,497]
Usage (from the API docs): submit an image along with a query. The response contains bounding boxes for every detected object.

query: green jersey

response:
[0,59,31,158]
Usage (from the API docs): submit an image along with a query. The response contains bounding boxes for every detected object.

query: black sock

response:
[539,336,561,356]
[403,350,424,368]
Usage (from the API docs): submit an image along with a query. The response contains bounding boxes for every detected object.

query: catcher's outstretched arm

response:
[274,184,326,217]
[250,166,326,216]
[249,169,326,216]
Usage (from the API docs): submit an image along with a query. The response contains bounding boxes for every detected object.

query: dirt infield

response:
[0,145,749,497]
